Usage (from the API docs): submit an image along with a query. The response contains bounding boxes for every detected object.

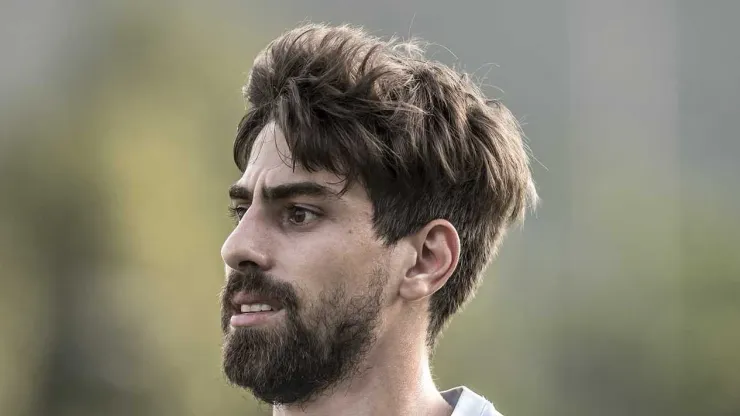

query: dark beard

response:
[220,267,386,406]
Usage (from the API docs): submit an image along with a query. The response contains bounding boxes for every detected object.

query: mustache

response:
[221,267,300,312]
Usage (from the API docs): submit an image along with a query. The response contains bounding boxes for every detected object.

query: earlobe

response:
[398,220,460,302]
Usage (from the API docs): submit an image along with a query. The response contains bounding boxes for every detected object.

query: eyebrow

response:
[228,181,342,203]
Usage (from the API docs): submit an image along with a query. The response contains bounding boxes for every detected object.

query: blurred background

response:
[1,0,738,415]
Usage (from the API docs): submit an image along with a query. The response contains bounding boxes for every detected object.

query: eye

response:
[227,205,248,223]
[285,205,320,226]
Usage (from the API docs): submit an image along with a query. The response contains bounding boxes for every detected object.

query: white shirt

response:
[441,386,504,416]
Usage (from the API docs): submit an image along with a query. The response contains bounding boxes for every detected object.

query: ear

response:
[399,219,460,302]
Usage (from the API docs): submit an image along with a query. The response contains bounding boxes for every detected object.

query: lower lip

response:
[230,310,282,327]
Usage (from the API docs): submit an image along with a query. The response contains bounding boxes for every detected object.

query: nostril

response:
[238,260,259,271]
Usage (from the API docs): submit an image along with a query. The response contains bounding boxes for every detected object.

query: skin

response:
[221,122,461,416]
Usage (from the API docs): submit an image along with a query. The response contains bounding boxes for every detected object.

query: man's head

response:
[220,23,537,405]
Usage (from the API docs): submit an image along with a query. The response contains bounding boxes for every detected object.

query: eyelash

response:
[227,204,321,226]
[227,205,246,223]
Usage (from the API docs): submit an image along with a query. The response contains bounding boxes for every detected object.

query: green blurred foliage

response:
[1,1,738,416]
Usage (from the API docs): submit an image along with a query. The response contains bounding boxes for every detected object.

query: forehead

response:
[237,123,363,199]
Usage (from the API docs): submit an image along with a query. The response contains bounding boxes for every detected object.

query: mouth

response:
[229,292,285,328]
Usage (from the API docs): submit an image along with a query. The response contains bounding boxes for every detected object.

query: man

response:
[220,23,537,416]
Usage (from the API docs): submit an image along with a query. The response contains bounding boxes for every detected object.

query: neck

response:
[272,331,452,416]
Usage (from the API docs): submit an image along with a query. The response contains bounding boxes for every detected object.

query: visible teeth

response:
[240,303,273,313]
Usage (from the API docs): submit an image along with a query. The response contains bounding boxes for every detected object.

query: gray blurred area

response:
[1,0,738,415]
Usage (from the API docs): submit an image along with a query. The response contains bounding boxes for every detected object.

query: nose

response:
[221,207,272,272]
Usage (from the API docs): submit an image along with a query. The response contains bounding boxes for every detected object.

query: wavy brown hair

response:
[234,23,537,348]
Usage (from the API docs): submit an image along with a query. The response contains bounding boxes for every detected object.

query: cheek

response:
[275,234,345,285]
[281,230,381,289]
